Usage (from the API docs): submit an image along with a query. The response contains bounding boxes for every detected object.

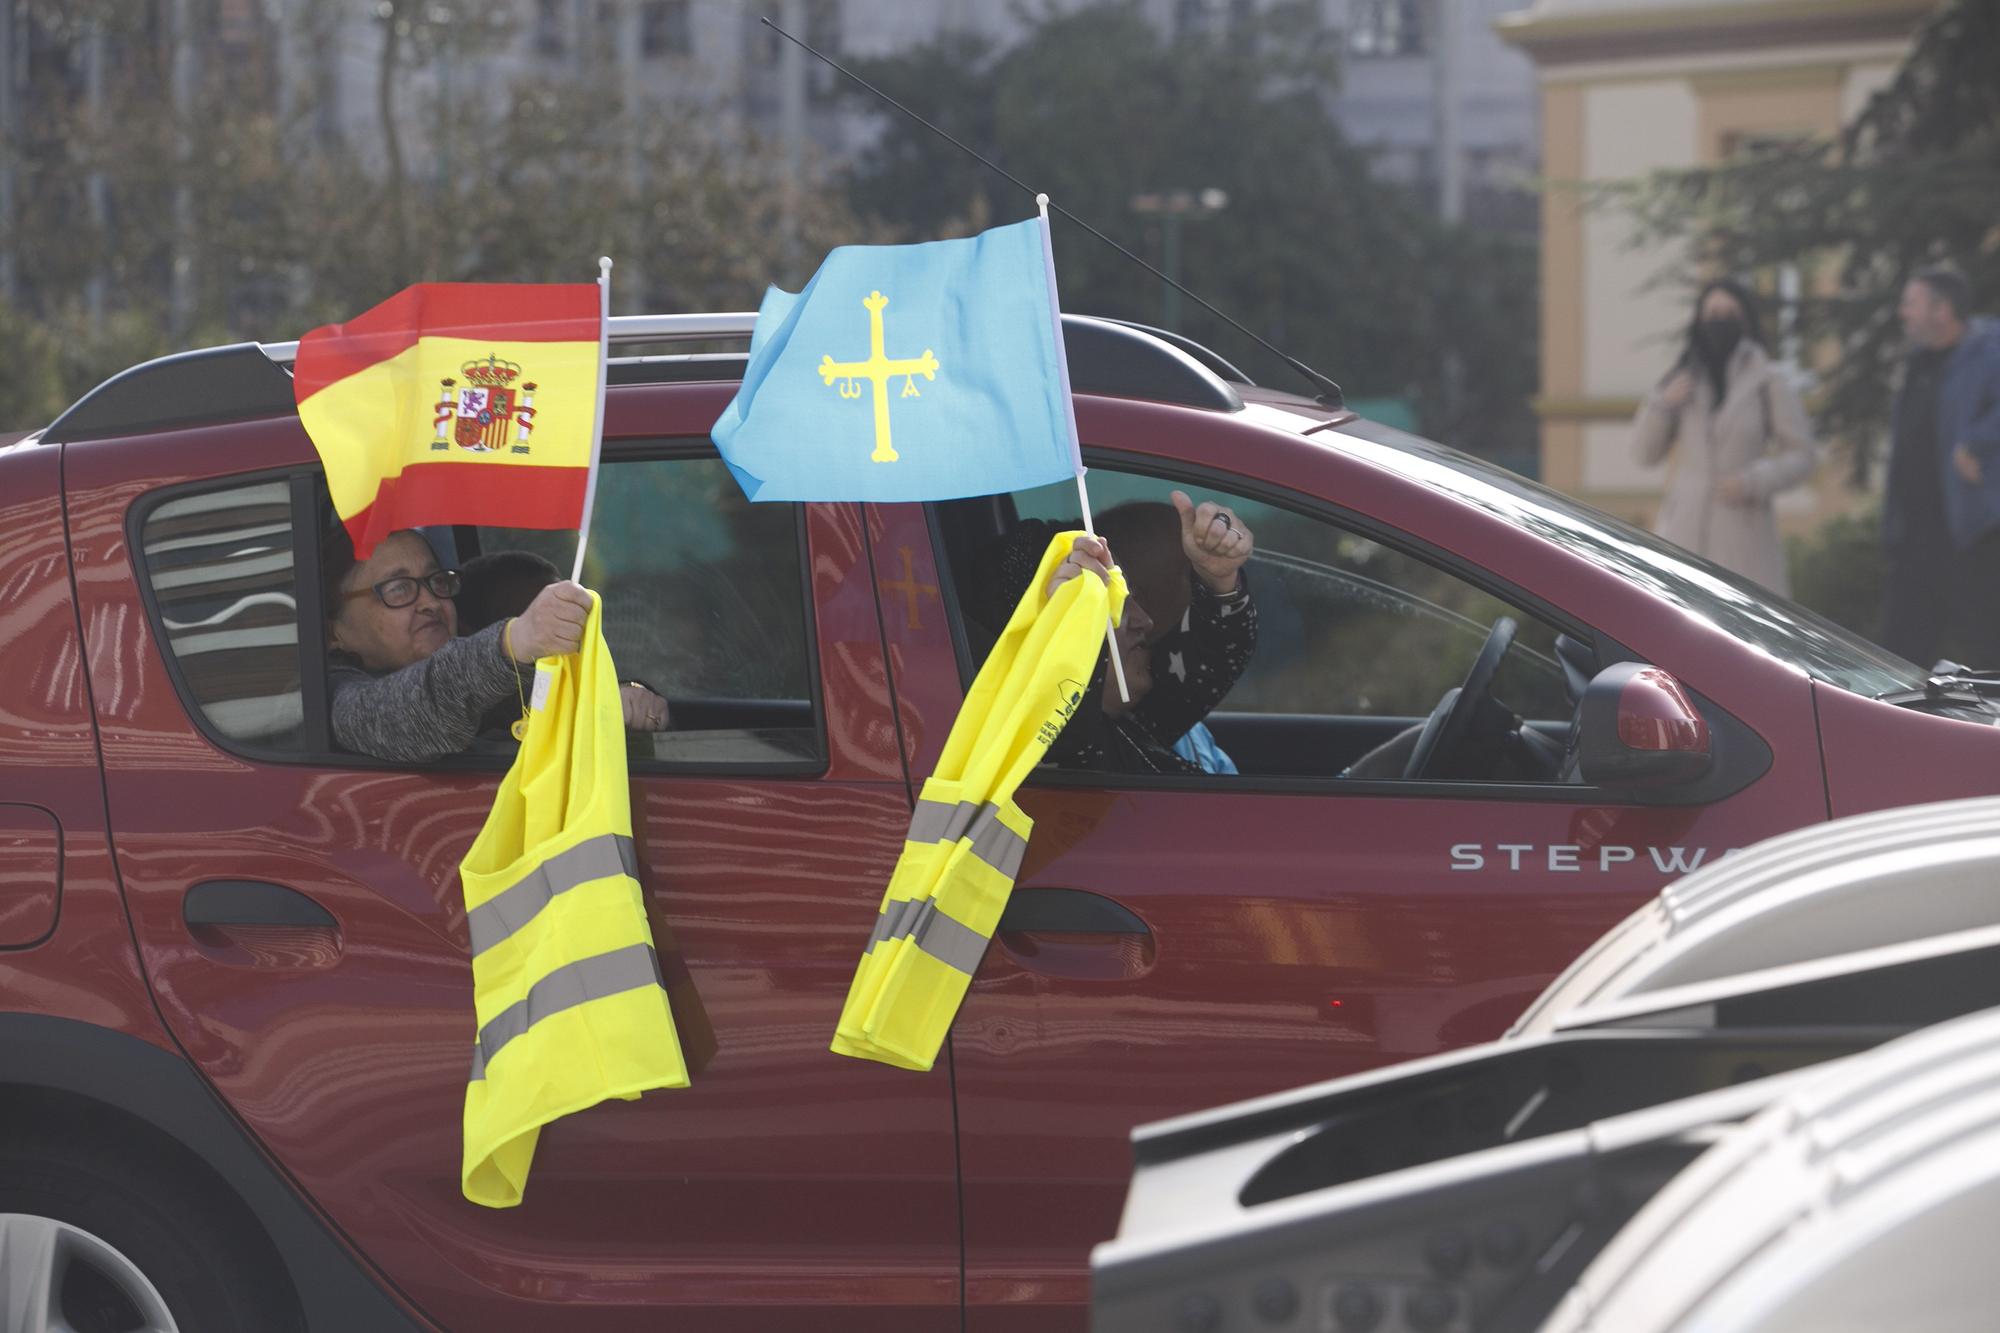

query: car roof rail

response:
[43,310,1248,445]
[253,312,765,371]
[1093,317,1256,386]
[1060,315,1243,410]
[574,312,1251,404]
[41,343,300,445]
[426,312,1249,406]
[277,311,1246,409]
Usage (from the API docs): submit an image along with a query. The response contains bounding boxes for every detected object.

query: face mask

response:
[1700,317,1744,357]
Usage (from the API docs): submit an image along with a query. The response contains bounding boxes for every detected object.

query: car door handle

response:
[998,888,1149,936]
[183,880,337,930]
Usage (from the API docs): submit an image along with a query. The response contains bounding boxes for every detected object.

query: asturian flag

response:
[710,216,1082,503]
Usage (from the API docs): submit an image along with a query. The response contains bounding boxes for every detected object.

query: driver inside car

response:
[974,491,1256,775]
[971,489,1563,782]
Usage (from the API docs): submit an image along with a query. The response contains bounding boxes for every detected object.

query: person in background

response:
[1879,264,2000,669]
[325,527,667,762]
[1632,278,1818,594]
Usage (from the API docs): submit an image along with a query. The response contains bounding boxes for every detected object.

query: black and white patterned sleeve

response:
[329,620,530,762]
[1045,575,1256,772]
[1131,574,1257,747]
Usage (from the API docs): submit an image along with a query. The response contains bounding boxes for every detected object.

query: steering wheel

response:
[1403,617,1518,780]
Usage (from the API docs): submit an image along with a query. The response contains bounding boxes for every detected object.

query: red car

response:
[2,315,1995,1333]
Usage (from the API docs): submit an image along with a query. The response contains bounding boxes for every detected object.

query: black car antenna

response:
[759,15,1345,409]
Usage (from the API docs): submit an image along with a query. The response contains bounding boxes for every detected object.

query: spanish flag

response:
[294,282,605,558]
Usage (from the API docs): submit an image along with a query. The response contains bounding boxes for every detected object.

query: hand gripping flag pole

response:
[571,256,614,583]
[1037,193,1130,704]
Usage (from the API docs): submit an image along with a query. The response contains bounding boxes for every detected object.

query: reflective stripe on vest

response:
[466,833,639,958]
[459,592,688,1208]
[469,942,662,1081]
[833,531,1125,1071]
[905,799,1030,881]
[863,896,990,977]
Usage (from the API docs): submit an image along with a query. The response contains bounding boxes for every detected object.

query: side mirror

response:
[1579,662,1712,788]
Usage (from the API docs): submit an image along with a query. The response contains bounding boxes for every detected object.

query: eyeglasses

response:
[343,568,461,610]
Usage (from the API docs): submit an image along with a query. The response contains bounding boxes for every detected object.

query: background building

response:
[1500,0,1935,533]
[0,0,1544,444]
[296,0,1538,221]
[1,0,1541,330]
[1332,0,1541,228]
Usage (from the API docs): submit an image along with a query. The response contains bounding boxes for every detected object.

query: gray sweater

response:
[328,620,531,762]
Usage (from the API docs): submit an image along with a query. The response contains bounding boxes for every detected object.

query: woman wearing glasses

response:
[323,526,668,762]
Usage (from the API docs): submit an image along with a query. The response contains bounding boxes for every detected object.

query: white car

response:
[1548,1004,2000,1333]
[1091,797,2000,1333]
[1515,795,2000,1035]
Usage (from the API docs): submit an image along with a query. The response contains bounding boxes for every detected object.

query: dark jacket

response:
[971,519,1256,775]
[1886,317,2000,550]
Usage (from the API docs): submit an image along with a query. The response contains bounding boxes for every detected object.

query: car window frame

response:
[455,438,831,778]
[130,443,831,779]
[925,445,1763,806]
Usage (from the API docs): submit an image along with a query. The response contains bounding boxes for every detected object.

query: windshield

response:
[1331,418,1927,698]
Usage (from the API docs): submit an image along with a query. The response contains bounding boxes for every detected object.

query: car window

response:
[1334,416,1926,698]
[1223,525,1571,723]
[478,454,823,767]
[958,465,1572,782]
[139,479,308,750]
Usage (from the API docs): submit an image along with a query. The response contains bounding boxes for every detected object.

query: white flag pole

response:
[571,255,613,584]
[1037,194,1130,704]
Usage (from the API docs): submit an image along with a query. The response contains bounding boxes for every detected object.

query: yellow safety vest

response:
[460,591,688,1208]
[833,531,1126,1070]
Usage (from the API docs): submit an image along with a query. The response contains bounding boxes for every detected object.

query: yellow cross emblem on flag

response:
[818,291,940,463]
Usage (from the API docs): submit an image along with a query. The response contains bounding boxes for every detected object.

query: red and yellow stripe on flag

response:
[294,282,603,558]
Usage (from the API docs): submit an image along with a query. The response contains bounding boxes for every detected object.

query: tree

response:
[1605,0,2000,477]
[0,2,881,431]
[839,2,1540,465]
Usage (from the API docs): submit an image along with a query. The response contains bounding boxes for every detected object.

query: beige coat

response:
[1632,340,1818,594]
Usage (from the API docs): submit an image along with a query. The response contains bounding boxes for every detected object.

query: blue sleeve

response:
[1967,341,2000,455]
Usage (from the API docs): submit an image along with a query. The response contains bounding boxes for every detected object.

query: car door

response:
[65,416,960,1333]
[871,433,1827,1333]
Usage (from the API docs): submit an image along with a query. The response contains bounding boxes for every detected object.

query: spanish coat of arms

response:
[433,355,539,454]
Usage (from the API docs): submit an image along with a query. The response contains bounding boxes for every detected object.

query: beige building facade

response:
[1497,0,1935,534]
